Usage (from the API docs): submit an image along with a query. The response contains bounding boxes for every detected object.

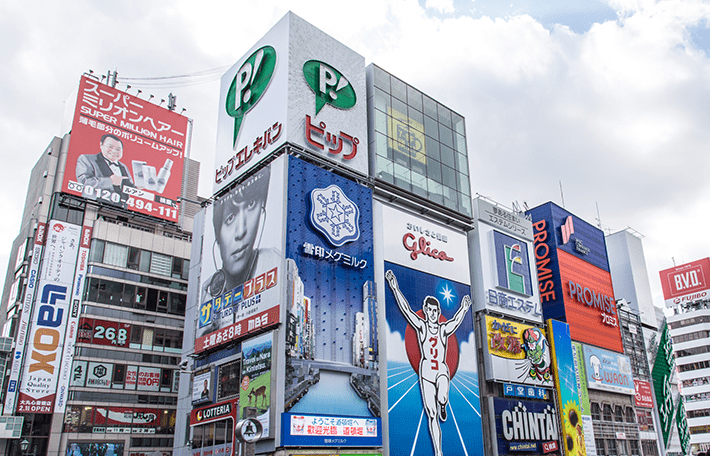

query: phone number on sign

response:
[67,181,178,219]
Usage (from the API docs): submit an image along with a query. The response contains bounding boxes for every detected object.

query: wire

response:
[119,65,231,89]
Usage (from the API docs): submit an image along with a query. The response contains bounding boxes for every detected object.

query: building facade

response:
[0,75,199,456]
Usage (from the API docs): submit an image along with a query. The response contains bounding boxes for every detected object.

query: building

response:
[176,12,484,456]
[0,75,200,456]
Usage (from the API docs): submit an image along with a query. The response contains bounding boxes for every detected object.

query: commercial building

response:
[0,75,200,456]
[660,259,710,454]
[175,12,484,456]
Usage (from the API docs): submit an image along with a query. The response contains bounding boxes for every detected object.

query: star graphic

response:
[439,284,454,305]
[328,203,344,222]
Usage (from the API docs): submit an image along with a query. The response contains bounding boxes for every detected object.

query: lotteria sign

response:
[190,399,237,425]
[214,12,367,193]
[659,258,710,308]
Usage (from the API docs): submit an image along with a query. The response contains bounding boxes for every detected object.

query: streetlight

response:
[19,439,29,454]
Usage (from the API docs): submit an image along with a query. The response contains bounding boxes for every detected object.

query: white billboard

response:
[214,12,367,193]
[18,220,81,413]
[470,198,542,322]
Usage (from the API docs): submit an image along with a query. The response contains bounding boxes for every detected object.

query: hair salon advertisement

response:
[63,75,188,222]
[195,155,286,354]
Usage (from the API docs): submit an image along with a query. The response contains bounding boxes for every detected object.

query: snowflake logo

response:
[309,184,360,247]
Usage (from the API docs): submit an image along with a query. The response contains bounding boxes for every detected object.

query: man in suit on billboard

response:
[75,134,135,206]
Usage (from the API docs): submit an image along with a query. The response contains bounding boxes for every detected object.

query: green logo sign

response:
[226,46,277,147]
[302,60,356,115]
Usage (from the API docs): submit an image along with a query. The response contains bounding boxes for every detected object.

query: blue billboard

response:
[385,260,483,456]
[282,156,379,443]
[582,344,634,395]
[489,397,560,456]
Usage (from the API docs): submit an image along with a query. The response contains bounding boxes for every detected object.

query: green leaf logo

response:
[226,46,277,148]
[303,60,356,115]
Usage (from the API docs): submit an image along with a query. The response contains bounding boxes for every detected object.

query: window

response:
[150,253,172,276]
[629,439,640,456]
[603,404,613,421]
[591,402,601,421]
[104,243,128,268]
[626,407,636,423]
[128,247,141,270]
[614,405,624,422]
[596,439,606,456]
[606,439,618,456]
[90,240,105,263]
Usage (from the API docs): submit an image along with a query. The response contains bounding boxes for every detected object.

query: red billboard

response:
[659,258,710,307]
[63,75,188,222]
[634,379,653,409]
[558,250,623,352]
[77,318,131,348]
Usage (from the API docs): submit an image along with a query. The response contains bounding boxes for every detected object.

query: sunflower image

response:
[562,401,586,456]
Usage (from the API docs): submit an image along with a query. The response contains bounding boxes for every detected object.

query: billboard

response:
[379,201,483,456]
[547,319,586,456]
[192,369,212,406]
[54,225,92,413]
[558,251,623,352]
[63,75,188,222]
[240,332,272,436]
[634,380,653,409]
[76,317,131,348]
[214,12,368,193]
[652,322,675,447]
[472,199,542,321]
[5,222,46,413]
[281,413,381,447]
[482,315,553,388]
[488,397,560,456]
[282,156,379,438]
[571,343,597,456]
[195,156,286,354]
[582,345,634,395]
[659,258,710,307]
[18,220,81,413]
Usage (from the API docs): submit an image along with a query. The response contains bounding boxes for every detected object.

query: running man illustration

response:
[385,270,471,456]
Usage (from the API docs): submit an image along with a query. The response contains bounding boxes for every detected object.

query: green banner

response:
[651,323,676,448]
[677,395,691,455]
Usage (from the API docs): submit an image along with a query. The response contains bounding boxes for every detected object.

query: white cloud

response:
[425,0,455,14]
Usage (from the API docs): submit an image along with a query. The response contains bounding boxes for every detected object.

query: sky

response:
[2,0,710,313]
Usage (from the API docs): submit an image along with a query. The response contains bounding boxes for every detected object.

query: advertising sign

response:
[634,380,653,409]
[582,345,634,395]
[70,360,88,387]
[572,343,596,456]
[5,222,46,413]
[214,12,368,193]
[136,367,161,392]
[77,317,131,348]
[240,332,272,436]
[94,406,159,432]
[547,319,586,456]
[283,156,379,429]
[652,322,676,447]
[63,75,188,222]
[196,156,286,353]
[384,260,483,456]
[281,413,381,447]
[67,442,124,456]
[18,220,81,413]
[488,397,560,456]
[54,225,92,413]
[676,396,690,455]
[659,258,710,307]
[192,369,212,406]
[190,399,238,426]
[86,362,114,388]
[472,199,542,320]
[381,203,471,285]
[482,316,553,387]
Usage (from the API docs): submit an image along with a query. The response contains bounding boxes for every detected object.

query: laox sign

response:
[30,284,68,374]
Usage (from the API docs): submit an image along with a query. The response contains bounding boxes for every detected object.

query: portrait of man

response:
[385,269,471,456]
[199,162,282,339]
[201,379,210,399]
[75,133,135,205]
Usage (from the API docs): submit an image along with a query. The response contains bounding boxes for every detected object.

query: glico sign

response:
[527,203,622,353]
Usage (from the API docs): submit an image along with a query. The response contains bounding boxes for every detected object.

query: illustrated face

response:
[100,137,123,162]
[218,197,263,281]
[425,301,440,323]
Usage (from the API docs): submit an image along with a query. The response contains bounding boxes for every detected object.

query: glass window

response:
[439,124,454,148]
[135,287,147,309]
[127,247,140,270]
[407,85,423,112]
[440,145,455,169]
[392,97,408,119]
[614,405,624,422]
[374,109,388,135]
[376,156,394,184]
[424,115,439,140]
[425,136,440,162]
[217,360,241,401]
[427,179,444,205]
[139,250,151,272]
[373,87,391,113]
[603,404,613,421]
[457,152,469,175]
[147,289,158,312]
[442,165,457,190]
[411,171,428,197]
[169,293,186,316]
[89,240,105,263]
[452,112,465,135]
[393,164,411,192]
[98,281,123,305]
[391,76,407,102]
[373,66,390,92]
[596,439,606,456]
[182,259,190,280]
[157,291,169,312]
[438,103,452,128]
[423,95,438,119]
[150,253,172,276]
[626,407,635,423]
[104,243,128,268]
[113,364,126,384]
[454,132,467,154]
[408,107,424,131]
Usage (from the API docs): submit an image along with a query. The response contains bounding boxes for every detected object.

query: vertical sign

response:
[55,225,92,413]
[547,319,586,456]
[572,342,596,456]
[240,332,272,436]
[18,221,81,413]
[651,322,676,447]
[5,223,46,413]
